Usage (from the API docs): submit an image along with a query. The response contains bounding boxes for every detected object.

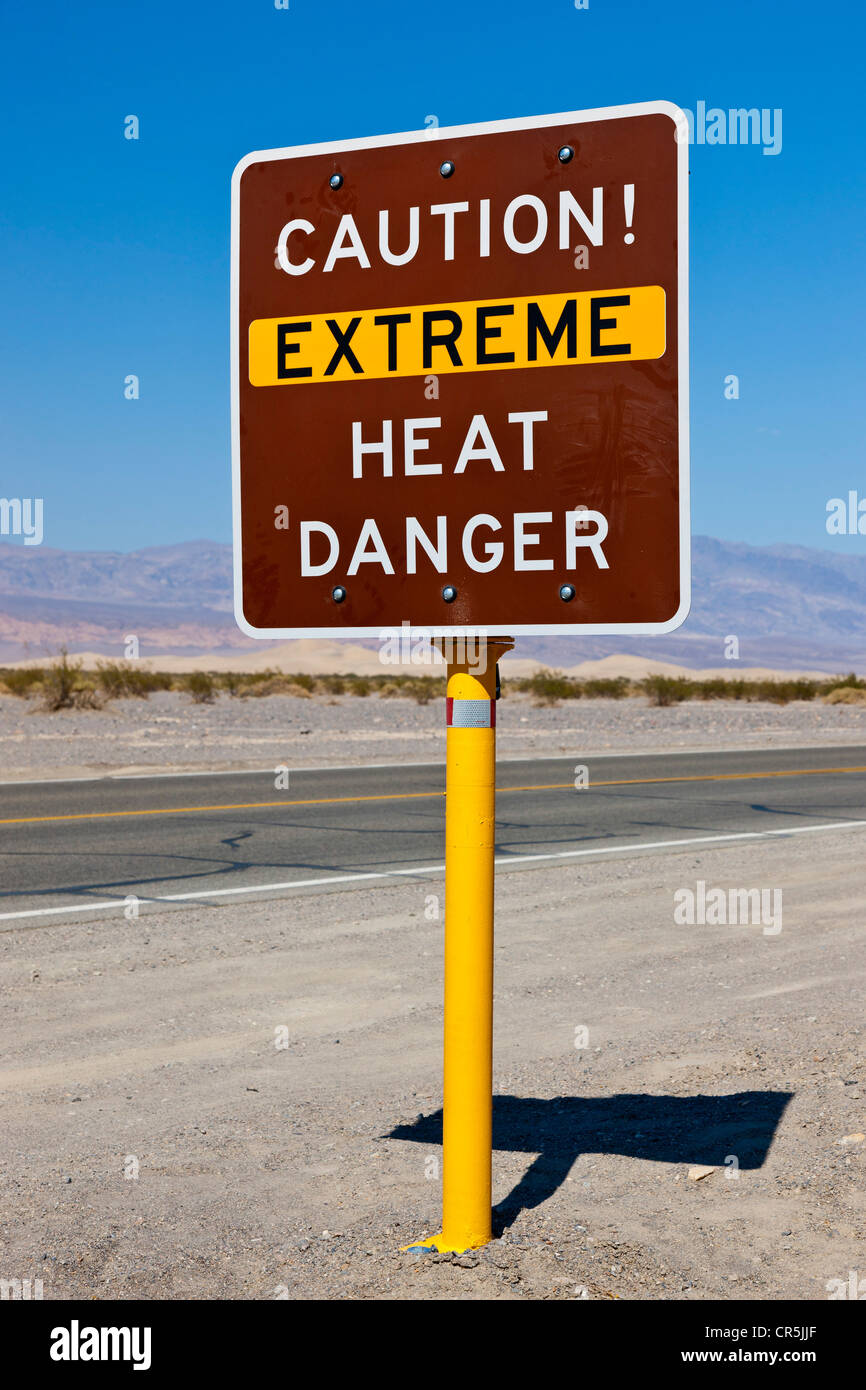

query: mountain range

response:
[0,536,863,672]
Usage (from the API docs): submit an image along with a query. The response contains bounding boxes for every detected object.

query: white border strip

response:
[230,101,690,639]
[3,818,863,925]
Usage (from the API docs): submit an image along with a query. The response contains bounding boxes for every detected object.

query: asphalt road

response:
[1,744,865,924]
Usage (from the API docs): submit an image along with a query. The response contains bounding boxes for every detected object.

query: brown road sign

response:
[231,103,689,637]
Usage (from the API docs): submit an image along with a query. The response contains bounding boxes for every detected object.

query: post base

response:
[400,1230,491,1255]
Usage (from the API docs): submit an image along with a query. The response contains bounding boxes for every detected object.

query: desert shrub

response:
[70,684,105,710]
[696,678,731,700]
[184,671,216,704]
[400,677,444,704]
[40,649,83,711]
[642,674,694,706]
[229,670,282,695]
[581,677,631,699]
[697,678,745,700]
[824,672,866,692]
[0,667,45,697]
[287,672,316,692]
[243,675,312,697]
[517,671,581,705]
[823,686,866,706]
[96,660,168,699]
[31,662,853,707]
[318,674,346,696]
[750,678,820,704]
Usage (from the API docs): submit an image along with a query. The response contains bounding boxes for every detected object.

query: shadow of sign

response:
[390,1090,792,1234]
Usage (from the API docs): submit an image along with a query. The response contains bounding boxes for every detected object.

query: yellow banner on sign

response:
[248,285,666,387]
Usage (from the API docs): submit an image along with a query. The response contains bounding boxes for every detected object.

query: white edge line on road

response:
[1,742,866,787]
[2,818,865,924]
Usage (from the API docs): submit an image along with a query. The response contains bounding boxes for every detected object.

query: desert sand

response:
[1,642,836,683]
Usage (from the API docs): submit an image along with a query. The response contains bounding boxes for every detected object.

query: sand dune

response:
[1,641,834,683]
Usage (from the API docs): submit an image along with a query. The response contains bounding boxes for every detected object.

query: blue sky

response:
[1,0,863,553]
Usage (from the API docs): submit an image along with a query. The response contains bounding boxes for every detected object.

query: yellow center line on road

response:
[0,764,864,827]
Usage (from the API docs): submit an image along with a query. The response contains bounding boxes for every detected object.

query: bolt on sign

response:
[231,102,690,637]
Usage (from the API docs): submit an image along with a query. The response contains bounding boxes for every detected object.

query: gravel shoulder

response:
[2,690,866,780]
[1,829,863,1300]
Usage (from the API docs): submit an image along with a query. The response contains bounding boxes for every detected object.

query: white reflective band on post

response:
[446,697,495,729]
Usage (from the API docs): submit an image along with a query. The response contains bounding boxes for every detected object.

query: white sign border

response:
[231,101,690,639]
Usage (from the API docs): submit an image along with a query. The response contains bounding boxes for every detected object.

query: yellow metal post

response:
[405,635,514,1254]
